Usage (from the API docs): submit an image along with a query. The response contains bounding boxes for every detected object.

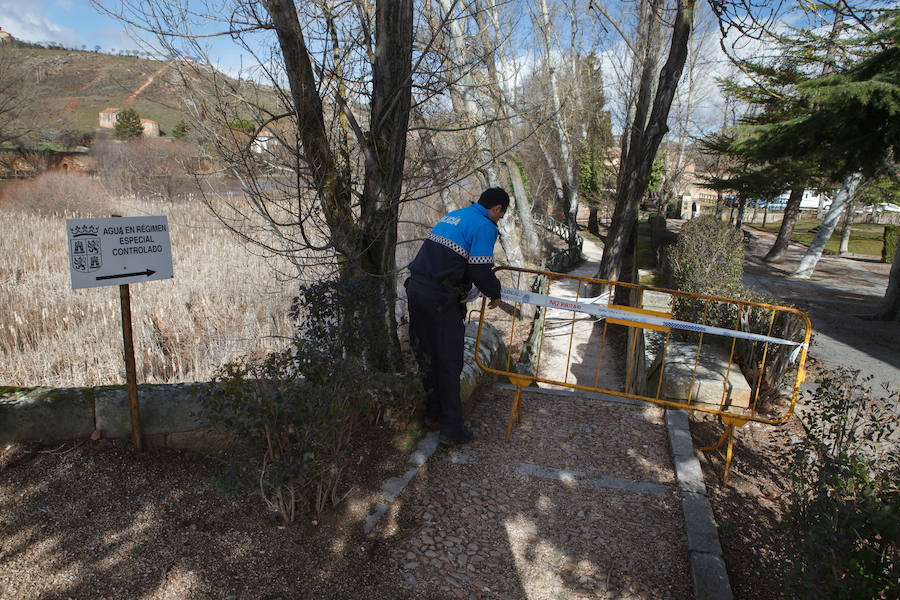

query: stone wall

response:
[1,322,507,451]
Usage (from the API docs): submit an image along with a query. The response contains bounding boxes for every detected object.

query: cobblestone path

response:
[378,237,692,599]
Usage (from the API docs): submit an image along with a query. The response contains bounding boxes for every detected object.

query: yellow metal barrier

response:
[473,266,812,481]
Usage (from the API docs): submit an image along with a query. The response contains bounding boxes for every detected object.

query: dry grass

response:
[0,176,295,387]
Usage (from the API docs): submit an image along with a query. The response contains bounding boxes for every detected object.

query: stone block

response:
[655,340,751,409]
[666,409,695,457]
[95,383,206,438]
[682,492,722,554]
[0,387,94,442]
[674,454,707,495]
[691,552,733,600]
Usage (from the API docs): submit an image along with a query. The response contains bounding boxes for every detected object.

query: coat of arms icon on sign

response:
[69,225,102,273]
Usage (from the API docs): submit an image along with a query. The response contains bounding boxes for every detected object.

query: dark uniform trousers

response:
[405,278,466,436]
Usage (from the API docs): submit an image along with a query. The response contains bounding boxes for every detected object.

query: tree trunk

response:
[537,0,580,249]
[357,0,414,371]
[839,197,854,255]
[471,0,539,260]
[538,135,566,216]
[872,241,900,320]
[794,172,861,279]
[597,0,695,284]
[435,0,499,188]
[764,187,803,262]
[504,157,541,259]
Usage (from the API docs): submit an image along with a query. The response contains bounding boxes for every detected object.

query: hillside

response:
[8,45,275,142]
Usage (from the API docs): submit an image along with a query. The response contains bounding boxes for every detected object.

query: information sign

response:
[66,216,174,289]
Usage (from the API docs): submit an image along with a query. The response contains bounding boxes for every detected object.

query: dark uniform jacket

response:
[409,202,502,304]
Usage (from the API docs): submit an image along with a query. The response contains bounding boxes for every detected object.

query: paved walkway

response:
[740,226,900,390]
[368,236,729,599]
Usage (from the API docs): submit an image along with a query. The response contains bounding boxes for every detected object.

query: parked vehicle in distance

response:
[746,198,767,209]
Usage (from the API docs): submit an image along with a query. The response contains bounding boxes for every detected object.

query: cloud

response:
[0,0,84,46]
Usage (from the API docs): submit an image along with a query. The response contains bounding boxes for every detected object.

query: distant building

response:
[99,108,119,128]
[140,119,159,137]
[251,128,275,154]
[0,27,13,47]
[98,109,159,137]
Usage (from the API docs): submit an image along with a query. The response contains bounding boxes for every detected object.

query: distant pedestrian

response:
[691,201,699,219]
[405,188,510,446]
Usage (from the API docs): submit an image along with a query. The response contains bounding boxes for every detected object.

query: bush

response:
[667,215,744,294]
[0,171,110,216]
[666,216,805,397]
[199,277,421,522]
[780,369,899,599]
[884,225,899,263]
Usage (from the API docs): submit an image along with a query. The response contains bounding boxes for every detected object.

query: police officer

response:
[405,187,509,446]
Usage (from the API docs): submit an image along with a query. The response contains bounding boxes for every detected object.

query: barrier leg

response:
[506,385,523,442]
[699,417,747,482]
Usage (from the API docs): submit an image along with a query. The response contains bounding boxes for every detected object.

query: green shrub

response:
[668,215,744,294]
[883,225,900,263]
[666,216,805,397]
[199,277,421,522]
[780,369,899,599]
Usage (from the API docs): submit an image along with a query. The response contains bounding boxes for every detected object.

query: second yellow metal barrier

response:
[473,266,812,481]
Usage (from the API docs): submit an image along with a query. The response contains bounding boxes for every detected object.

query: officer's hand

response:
[488,297,500,309]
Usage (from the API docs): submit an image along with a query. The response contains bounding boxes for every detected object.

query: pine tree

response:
[709,13,900,317]
[114,108,143,140]
[172,119,189,139]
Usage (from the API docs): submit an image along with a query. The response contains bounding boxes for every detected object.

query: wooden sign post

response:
[66,215,174,450]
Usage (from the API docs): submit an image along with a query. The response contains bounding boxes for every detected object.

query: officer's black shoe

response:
[439,427,474,446]
[423,416,440,431]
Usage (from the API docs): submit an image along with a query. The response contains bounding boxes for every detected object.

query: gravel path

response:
[383,388,690,600]
[373,236,692,599]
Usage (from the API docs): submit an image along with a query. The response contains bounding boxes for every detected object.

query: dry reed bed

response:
[1,192,295,387]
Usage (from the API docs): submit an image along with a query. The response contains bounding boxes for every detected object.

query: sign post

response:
[118,282,142,450]
[66,216,174,450]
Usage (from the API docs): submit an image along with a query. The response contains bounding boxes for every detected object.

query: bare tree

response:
[534,0,581,250]
[595,0,696,285]
[98,0,420,370]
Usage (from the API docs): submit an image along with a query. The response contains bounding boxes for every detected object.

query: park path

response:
[373,236,694,600]
[739,225,900,389]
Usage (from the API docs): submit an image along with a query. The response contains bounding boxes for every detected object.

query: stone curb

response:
[666,408,734,600]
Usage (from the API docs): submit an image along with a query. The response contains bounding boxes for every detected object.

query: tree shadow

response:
[0,430,422,599]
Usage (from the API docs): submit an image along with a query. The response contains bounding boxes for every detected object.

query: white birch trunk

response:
[538,0,579,246]
[794,172,861,278]
[505,157,541,259]
[435,0,499,187]
[839,198,854,255]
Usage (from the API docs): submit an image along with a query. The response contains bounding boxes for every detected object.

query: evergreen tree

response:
[114,108,143,140]
[714,13,900,317]
[172,119,189,140]
[576,53,614,236]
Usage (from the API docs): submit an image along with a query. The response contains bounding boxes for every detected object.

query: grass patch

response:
[391,430,425,451]
[757,219,884,256]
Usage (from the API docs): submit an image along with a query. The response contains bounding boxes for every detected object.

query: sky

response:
[0,0,144,53]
